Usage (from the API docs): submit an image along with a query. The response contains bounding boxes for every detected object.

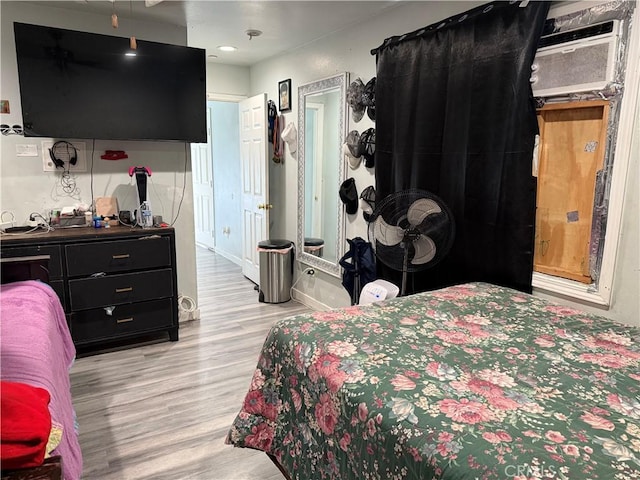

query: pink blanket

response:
[1,281,82,480]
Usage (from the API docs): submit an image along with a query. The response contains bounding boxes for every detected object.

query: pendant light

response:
[129,1,137,51]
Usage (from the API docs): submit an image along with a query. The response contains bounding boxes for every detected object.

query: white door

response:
[240,94,269,284]
[192,105,215,249]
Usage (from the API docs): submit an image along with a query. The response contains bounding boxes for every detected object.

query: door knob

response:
[257,203,273,209]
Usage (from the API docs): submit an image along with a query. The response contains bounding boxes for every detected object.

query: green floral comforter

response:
[226,282,640,479]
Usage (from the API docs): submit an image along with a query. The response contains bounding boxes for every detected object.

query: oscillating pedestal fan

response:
[368,189,455,296]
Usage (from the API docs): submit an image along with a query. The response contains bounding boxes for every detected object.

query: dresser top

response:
[0,225,174,246]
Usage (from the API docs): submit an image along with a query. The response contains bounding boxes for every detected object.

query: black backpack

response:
[267,100,277,144]
[339,237,377,305]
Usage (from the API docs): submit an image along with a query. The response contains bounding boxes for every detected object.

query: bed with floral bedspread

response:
[226,282,640,480]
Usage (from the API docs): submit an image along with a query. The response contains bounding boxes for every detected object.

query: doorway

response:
[192,99,243,265]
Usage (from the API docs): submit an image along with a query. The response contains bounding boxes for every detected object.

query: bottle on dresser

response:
[140,201,153,229]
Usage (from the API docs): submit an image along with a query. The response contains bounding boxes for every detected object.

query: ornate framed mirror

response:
[297,72,348,277]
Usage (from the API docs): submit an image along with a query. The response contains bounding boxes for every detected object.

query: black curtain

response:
[373,1,550,294]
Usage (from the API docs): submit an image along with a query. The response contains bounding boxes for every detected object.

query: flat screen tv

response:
[14,22,206,143]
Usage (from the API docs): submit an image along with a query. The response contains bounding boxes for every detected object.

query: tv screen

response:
[13,22,206,143]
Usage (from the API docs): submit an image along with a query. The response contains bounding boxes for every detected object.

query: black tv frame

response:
[14,22,207,143]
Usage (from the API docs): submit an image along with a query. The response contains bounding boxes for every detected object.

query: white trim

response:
[210,246,243,267]
[291,288,331,311]
[206,92,247,103]
[532,272,607,306]
[532,5,640,307]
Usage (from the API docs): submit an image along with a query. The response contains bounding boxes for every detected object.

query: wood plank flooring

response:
[70,247,311,479]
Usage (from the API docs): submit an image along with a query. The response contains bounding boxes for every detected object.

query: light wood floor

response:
[70,247,311,479]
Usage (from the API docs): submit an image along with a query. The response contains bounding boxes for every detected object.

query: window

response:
[531,2,639,307]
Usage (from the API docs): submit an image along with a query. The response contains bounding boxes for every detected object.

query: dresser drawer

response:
[71,298,174,344]
[65,236,171,276]
[1,245,63,279]
[69,269,173,310]
[49,280,67,312]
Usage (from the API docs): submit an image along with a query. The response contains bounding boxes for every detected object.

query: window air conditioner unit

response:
[531,20,620,97]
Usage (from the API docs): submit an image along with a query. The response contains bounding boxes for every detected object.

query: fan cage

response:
[367,189,455,273]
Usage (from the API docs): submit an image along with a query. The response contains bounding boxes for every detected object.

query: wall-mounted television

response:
[13,22,206,143]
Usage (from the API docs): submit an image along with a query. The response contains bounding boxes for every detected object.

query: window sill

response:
[532,272,610,307]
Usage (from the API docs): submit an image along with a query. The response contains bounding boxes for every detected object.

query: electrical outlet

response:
[42,141,87,172]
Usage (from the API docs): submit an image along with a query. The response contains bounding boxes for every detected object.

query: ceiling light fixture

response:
[217,45,237,52]
[246,29,262,40]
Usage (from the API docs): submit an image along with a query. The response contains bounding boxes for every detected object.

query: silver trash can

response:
[304,237,325,257]
[258,239,294,303]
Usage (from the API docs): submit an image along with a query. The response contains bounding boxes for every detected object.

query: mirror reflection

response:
[297,73,348,277]
[304,90,340,261]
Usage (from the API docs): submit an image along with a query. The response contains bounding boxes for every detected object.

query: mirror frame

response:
[297,72,349,277]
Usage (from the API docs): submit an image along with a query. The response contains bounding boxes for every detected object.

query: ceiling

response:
[34,1,401,66]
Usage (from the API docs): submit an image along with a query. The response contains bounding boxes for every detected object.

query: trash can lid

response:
[304,237,325,247]
[258,239,293,250]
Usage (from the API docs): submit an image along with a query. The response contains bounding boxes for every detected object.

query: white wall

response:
[249,1,640,326]
[206,63,250,98]
[0,2,198,306]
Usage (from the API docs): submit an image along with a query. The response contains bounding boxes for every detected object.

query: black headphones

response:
[49,141,78,169]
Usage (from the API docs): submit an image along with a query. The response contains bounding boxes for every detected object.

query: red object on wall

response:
[100,150,128,160]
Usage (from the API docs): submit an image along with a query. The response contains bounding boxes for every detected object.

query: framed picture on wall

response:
[278,79,291,112]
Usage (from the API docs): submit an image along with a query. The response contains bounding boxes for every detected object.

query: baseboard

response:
[291,288,331,311]
[211,247,242,267]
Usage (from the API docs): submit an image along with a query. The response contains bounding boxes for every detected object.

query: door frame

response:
[191,92,247,262]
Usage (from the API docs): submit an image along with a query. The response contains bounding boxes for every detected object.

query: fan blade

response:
[145,0,164,6]
[407,198,442,226]
[412,235,436,265]
[374,217,404,246]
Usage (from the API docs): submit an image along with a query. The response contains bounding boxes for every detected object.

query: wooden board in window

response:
[534,100,609,284]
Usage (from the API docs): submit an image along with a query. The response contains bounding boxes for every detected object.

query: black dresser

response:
[0,226,179,348]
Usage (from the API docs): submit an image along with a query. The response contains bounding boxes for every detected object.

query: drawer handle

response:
[112,254,130,259]
[115,287,133,293]
[116,317,134,324]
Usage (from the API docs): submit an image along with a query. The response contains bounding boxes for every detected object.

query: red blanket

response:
[1,381,52,469]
